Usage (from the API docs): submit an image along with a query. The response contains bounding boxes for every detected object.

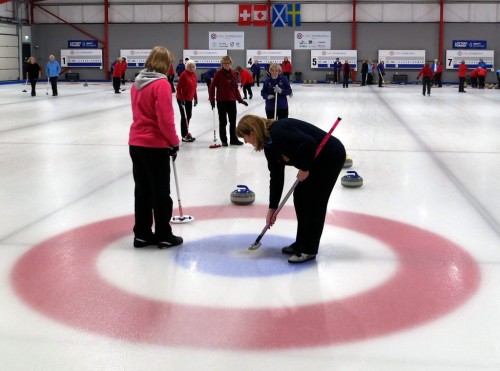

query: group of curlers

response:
[128,46,346,263]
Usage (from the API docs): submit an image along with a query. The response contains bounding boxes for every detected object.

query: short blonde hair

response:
[236,115,274,151]
[220,55,233,65]
[145,46,174,75]
[28,56,36,63]
[269,63,282,73]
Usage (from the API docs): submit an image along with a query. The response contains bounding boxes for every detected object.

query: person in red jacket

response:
[167,63,176,93]
[281,56,292,81]
[176,59,198,142]
[129,46,182,249]
[477,67,487,89]
[209,56,248,146]
[235,66,254,99]
[121,57,128,85]
[470,68,478,88]
[112,57,123,93]
[417,62,434,96]
[458,60,468,93]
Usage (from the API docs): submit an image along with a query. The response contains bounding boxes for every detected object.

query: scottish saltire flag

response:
[287,3,301,27]
[272,4,287,27]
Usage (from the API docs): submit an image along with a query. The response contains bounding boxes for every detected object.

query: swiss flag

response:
[238,4,252,26]
[253,4,268,26]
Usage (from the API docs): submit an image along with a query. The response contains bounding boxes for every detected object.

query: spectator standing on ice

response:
[25,56,41,97]
[176,60,185,78]
[281,57,292,81]
[251,59,261,87]
[458,60,468,93]
[121,57,128,85]
[236,66,254,99]
[261,63,292,120]
[176,59,198,143]
[342,60,351,88]
[361,60,368,86]
[417,62,433,96]
[333,58,342,84]
[377,59,385,87]
[129,46,182,249]
[46,54,61,97]
[112,57,123,94]
[433,60,443,87]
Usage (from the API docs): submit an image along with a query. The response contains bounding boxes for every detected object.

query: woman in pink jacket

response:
[129,46,183,249]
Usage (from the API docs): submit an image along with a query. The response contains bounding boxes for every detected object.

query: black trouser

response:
[334,70,340,83]
[266,108,288,120]
[49,76,58,95]
[361,72,367,85]
[216,101,237,144]
[205,78,211,89]
[293,136,346,255]
[252,73,260,87]
[177,99,193,137]
[29,78,38,96]
[343,73,349,88]
[283,72,291,81]
[478,76,485,89]
[113,77,121,92]
[433,73,442,87]
[129,146,174,240]
[471,77,478,88]
[242,83,253,98]
[367,74,373,85]
[167,75,175,92]
[378,72,384,87]
[458,77,466,92]
[422,76,431,95]
[497,71,500,85]
[121,73,126,85]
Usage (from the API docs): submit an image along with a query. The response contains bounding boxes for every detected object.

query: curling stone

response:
[341,171,363,188]
[230,185,255,205]
[343,155,353,168]
[83,81,88,87]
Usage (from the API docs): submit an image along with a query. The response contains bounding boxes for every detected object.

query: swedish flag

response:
[287,4,301,27]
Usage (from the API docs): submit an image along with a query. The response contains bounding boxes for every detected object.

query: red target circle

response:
[10,206,480,349]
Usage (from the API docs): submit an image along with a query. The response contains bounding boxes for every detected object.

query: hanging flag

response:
[253,4,268,26]
[287,3,301,27]
[272,4,287,27]
[238,4,252,26]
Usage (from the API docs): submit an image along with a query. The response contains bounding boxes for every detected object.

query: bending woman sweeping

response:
[236,115,346,263]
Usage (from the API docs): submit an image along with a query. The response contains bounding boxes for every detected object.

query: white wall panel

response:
[109,5,134,23]
[383,4,413,22]
[469,4,497,22]
[162,5,184,22]
[59,5,84,23]
[0,57,18,68]
[327,3,352,22]
[0,69,19,80]
[33,6,60,23]
[357,4,383,22]
[133,5,162,22]
[445,4,470,22]
[214,4,237,22]
[0,24,17,35]
[189,4,214,23]
[0,35,17,48]
[412,4,440,22]
[83,5,104,23]
[301,4,326,22]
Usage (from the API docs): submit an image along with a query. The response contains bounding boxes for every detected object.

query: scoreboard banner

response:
[311,50,358,71]
[246,50,292,69]
[120,49,151,68]
[445,50,494,70]
[61,49,102,68]
[183,50,228,69]
[378,50,425,69]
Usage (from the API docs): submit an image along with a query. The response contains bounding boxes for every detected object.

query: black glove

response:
[239,100,248,106]
[210,101,215,110]
[194,99,198,107]
[167,145,179,161]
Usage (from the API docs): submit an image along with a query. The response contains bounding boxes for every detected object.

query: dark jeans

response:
[458,77,466,92]
[343,74,349,88]
[242,83,253,98]
[361,72,367,85]
[216,101,237,144]
[367,73,373,85]
[49,76,58,95]
[252,73,260,87]
[177,99,193,137]
[167,74,175,92]
[433,72,442,87]
[129,146,174,240]
[112,77,121,92]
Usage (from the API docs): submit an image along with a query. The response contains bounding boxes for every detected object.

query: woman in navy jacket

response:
[260,63,292,120]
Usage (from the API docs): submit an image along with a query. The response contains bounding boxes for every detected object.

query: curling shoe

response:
[158,235,183,249]
[230,139,244,146]
[182,134,196,142]
[134,235,158,248]
[282,242,298,254]
[288,252,316,264]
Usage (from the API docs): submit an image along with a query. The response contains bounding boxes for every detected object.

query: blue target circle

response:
[175,234,312,277]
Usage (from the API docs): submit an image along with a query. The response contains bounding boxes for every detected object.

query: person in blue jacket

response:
[236,115,346,263]
[46,54,61,96]
[377,58,385,87]
[260,63,292,120]
[250,59,261,87]
[204,68,217,89]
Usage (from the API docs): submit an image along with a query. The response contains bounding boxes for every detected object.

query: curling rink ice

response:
[1,79,500,371]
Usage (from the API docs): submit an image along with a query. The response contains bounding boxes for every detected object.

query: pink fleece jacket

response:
[129,78,179,148]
